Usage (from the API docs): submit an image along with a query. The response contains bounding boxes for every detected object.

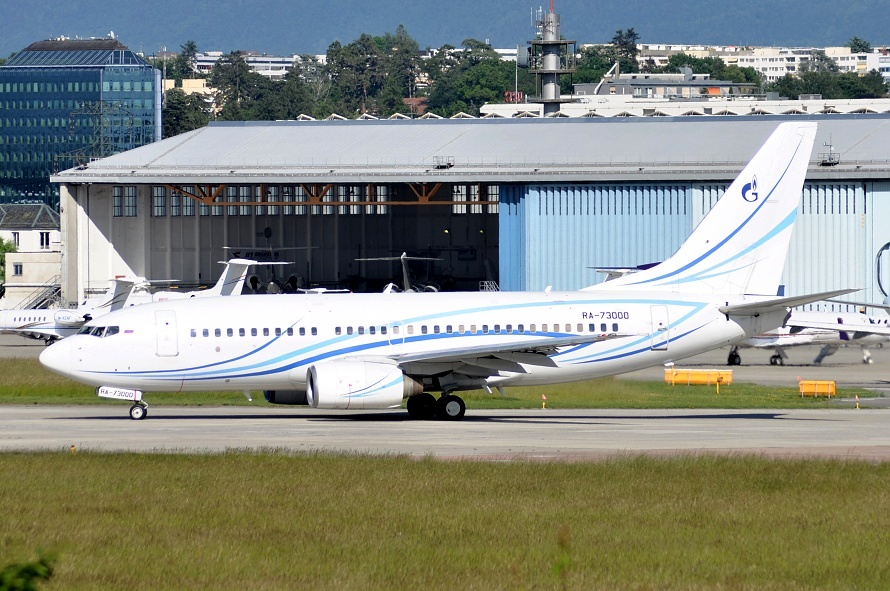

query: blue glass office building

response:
[0,38,161,208]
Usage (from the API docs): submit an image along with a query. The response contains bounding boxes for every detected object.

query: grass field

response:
[1,452,888,590]
[0,358,876,410]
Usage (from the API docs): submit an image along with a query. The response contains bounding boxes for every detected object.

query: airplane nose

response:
[39,339,74,378]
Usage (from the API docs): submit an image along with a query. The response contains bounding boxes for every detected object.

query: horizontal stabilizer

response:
[826,298,890,313]
[718,289,860,317]
[786,319,890,337]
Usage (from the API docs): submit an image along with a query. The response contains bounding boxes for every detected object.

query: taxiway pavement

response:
[2,334,889,459]
[2,405,889,461]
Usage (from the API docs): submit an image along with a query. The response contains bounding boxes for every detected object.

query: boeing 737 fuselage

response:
[41,122,847,421]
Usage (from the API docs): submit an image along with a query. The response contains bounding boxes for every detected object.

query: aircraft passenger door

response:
[155,310,179,357]
[650,306,669,351]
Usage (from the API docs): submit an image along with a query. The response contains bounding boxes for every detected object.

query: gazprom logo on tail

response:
[741,176,759,202]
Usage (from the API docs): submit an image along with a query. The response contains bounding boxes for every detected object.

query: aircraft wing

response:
[392,332,634,366]
[718,289,860,316]
[785,319,890,337]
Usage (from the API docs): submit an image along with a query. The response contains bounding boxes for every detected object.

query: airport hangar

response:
[51,114,890,308]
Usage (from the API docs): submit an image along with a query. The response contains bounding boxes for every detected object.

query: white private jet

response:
[41,122,852,421]
[0,259,256,344]
[0,279,135,343]
[727,309,890,366]
[357,252,442,293]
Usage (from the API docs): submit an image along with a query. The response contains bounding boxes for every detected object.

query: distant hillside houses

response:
[174,44,890,86]
[633,44,890,82]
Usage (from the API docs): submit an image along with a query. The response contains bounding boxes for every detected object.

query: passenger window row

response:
[336,322,620,336]
[187,323,621,339]
[189,327,317,338]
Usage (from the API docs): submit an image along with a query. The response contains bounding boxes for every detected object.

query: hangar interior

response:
[67,180,499,296]
[54,116,890,310]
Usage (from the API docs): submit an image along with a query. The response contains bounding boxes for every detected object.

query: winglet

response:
[205,259,256,296]
[87,278,136,313]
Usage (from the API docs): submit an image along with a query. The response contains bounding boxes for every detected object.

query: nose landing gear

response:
[129,401,149,420]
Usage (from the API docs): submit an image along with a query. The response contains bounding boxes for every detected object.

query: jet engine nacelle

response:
[263,390,308,405]
[54,310,86,326]
[306,360,423,410]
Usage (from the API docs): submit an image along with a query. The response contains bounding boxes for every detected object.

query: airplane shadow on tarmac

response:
[63,410,836,425]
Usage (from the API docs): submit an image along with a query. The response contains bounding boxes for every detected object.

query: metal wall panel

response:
[499,183,692,291]
[866,182,890,307]
[783,183,870,310]
[500,181,890,313]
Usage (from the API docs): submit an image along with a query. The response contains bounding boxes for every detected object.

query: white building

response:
[194,52,326,81]
[635,44,881,83]
[0,204,62,309]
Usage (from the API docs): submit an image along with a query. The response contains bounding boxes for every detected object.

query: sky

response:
[2,0,882,59]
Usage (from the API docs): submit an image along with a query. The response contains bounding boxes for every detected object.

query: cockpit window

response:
[78,325,120,337]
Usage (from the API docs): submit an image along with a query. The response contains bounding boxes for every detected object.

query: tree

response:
[376,25,422,115]
[657,53,761,85]
[765,70,887,99]
[846,36,872,54]
[272,64,316,119]
[426,40,526,116]
[611,28,641,74]
[325,34,385,115]
[0,237,15,285]
[422,44,461,84]
[837,70,888,98]
[799,49,840,73]
[162,88,210,138]
[170,40,200,82]
[296,54,333,118]
[574,45,620,84]
[208,51,271,120]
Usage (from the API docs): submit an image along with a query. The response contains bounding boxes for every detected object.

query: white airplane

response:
[0,259,256,344]
[357,252,442,293]
[727,309,890,366]
[0,279,135,343]
[41,122,852,421]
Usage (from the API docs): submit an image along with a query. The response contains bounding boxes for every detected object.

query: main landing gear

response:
[406,393,466,421]
[129,401,149,420]
[769,354,784,366]
[727,347,742,366]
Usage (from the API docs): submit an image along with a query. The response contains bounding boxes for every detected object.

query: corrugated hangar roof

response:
[52,114,890,185]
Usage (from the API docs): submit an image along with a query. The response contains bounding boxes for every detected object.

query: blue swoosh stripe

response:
[625,134,804,286]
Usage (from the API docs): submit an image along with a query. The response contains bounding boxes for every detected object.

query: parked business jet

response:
[727,309,890,365]
[0,259,256,344]
[41,122,851,421]
[0,279,134,343]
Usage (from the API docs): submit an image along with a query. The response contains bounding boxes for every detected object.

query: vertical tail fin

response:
[205,259,254,296]
[584,122,817,296]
